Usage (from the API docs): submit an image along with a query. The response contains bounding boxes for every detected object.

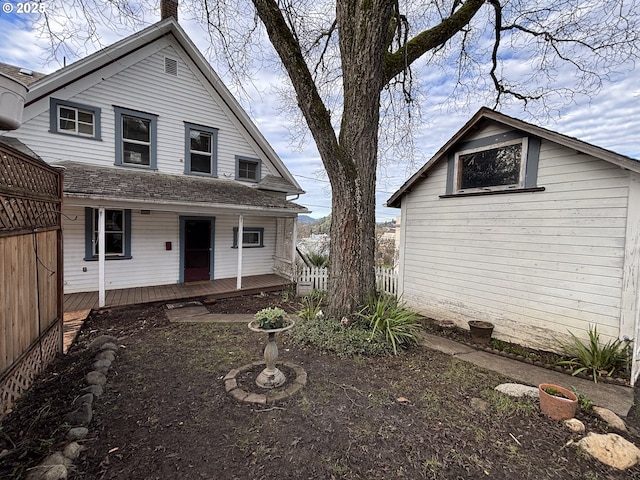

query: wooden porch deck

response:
[63,274,293,313]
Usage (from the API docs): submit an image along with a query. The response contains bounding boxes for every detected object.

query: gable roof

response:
[57,161,307,215]
[386,107,640,208]
[19,17,304,195]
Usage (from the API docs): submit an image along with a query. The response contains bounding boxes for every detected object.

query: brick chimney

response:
[161,0,178,21]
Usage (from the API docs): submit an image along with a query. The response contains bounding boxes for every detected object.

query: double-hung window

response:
[84,208,132,260]
[232,227,264,248]
[114,107,157,168]
[185,123,218,175]
[236,156,261,182]
[50,98,101,139]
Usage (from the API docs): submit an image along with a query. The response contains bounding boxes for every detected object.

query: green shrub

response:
[287,316,393,357]
[306,251,329,267]
[556,326,631,383]
[356,294,421,355]
[254,307,288,329]
[297,290,325,321]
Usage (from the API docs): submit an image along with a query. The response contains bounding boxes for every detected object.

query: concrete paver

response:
[420,333,634,418]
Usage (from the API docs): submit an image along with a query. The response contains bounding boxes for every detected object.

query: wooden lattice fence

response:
[0,139,63,418]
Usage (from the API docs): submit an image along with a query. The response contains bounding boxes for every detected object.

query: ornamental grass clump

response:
[297,290,325,321]
[254,307,288,330]
[556,326,631,383]
[355,294,422,355]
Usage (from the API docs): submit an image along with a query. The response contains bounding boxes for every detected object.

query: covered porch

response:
[64,273,293,312]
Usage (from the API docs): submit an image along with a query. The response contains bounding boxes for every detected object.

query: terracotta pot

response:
[538,383,578,420]
[468,320,494,344]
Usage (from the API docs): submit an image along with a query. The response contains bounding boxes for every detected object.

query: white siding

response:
[62,207,278,293]
[214,215,277,277]
[400,136,629,351]
[9,38,278,181]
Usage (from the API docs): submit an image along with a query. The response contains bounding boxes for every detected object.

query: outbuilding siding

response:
[400,133,629,350]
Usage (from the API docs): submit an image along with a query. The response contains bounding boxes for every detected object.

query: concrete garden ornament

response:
[248,307,295,388]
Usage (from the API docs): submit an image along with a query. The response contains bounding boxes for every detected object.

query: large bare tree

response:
[37,0,640,317]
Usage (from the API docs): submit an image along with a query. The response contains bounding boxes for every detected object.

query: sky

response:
[1,2,639,222]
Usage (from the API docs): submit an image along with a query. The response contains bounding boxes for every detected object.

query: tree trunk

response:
[325,1,393,317]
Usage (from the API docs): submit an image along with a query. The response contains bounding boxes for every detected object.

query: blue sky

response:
[1,3,639,221]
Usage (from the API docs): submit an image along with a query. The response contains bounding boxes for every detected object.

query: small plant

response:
[254,307,288,329]
[571,387,594,410]
[542,387,565,398]
[297,290,325,320]
[356,294,421,355]
[306,251,329,267]
[556,326,631,383]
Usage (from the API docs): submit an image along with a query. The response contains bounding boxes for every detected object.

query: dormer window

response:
[50,98,101,139]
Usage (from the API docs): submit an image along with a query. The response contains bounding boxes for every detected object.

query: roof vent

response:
[18,68,33,77]
[164,57,178,76]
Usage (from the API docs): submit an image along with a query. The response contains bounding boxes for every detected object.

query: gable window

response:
[184,123,218,175]
[84,208,132,260]
[232,227,264,248]
[114,107,158,169]
[453,137,528,193]
[49,98,101,139]
[236,156,260,182]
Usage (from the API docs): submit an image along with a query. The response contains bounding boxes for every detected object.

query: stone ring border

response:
[224,361,307,404]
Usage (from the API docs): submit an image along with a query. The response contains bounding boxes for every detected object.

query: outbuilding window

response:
[454,138,527,193]
[84,208,132,260]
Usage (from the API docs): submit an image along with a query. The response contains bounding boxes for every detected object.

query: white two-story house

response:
[1,13,307,302]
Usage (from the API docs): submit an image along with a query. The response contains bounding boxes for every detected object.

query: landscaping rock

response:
[564,418,585,433]
[593,406,628,432]
[100,342,119,352]
[88,335,118,350]
[64,403,92,426]
[81,384,104,397]
[86,371,107,386]
[25,464,68,480]
[40,452,73,467]
[92,359,112,370]
[94,350,116,362]
[577,432,640,470]
[494,383,539,399]
[62,442,84,460]
[66,427,89,441]
[73,393,93,406]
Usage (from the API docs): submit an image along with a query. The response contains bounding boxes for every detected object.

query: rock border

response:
[224,361,307,405]
[25,335,119,480]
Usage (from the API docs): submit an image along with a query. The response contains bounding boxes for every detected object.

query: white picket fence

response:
[297,266,398,296]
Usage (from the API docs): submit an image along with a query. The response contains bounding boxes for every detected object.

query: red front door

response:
[184,220,211,282]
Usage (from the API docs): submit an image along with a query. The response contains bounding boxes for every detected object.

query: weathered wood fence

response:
[297,266,398,296]
[0,139,63,417]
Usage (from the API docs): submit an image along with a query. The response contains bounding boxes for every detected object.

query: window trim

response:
[445,131,541,196]
[453,137,528,194]
[114,106,158,169]
[49,98,101,140]
[235,156,261,182]
[84,207,132,261]
[184,122,218,176]
[232,227,264,248]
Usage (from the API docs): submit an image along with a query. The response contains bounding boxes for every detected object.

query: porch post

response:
[236,213,243,289]
[97,206,106,307]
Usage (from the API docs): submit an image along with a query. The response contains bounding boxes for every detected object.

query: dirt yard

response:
[1,292,639,479]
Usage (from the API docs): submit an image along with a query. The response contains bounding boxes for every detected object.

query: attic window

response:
[453,138,528,193]
[164,57,178,76]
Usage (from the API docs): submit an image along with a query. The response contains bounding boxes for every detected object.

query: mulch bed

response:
[1,292,639,479]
